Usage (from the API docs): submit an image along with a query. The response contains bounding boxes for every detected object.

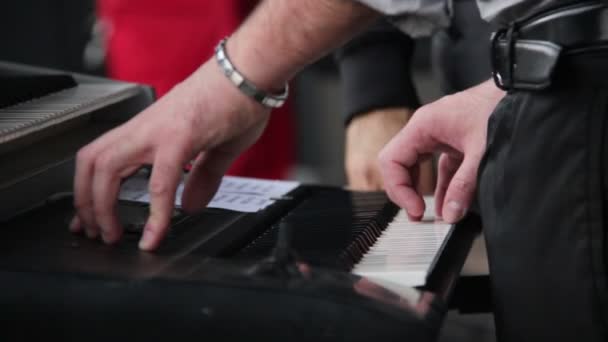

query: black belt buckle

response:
[491,24,518,91]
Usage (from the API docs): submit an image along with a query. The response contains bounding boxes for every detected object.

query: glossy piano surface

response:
[0,61,154,221]
[1,184,483,341]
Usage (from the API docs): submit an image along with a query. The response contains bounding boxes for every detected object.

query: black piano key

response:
[235,190,399,270]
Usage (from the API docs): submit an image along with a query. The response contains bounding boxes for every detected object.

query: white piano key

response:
[353,196,452,287]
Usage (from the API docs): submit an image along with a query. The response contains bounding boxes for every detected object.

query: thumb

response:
[441,155,479,223]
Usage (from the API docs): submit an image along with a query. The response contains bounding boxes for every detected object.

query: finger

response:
[381,157,424,220]
[73,126,129,238]
[441,154,480,223]
[69,216,82,233]
[434,153,460,219]
[378,124,432,220]
[74,145,100,238]
[181,150,237,213]
[91,144,142,244]
[139,147,186,251]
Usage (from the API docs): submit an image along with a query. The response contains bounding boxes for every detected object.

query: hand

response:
[378,80,505,223]
[345,108,435,193]
[68,0,377,251]
[70,59,270,250]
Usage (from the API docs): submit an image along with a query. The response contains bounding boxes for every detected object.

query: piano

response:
[0,62,489,341]
[0,61,154,221]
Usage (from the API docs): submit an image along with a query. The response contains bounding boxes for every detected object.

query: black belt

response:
[492,1,608,91]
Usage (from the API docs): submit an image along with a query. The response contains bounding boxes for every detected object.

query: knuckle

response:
[73,200,90,211]
[363,166,378,182]
[93,206,110,220]
[94,153,114,172]
[377,150,390,167]
[450,176,474,194]
[184,112,204,135]
[440,155,461,172]
[149,179,170,197]
[413,107,429,118]
[346,159,366,175]
[153,161,176,177]
[76,147,94,164]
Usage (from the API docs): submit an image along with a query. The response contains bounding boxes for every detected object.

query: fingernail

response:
[101,229,116,244]
[69,217,81,232]
[444,201,465,223]
[139,225,154,251]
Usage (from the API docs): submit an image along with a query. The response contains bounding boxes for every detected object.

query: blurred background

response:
[0,0,442,187]
[0,1,494,341]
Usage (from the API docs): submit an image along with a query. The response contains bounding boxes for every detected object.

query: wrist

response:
[216,38,288,108]
[226,33,293,95]
[191,59,270,122]
[477,79,506,102]
[346,108,413,155]
[464,79,506,120]
[348,107,413,131]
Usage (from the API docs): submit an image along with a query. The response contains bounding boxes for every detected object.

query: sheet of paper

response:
[118,175,299,213]
[212,176,300,198]
[118,176,149,202]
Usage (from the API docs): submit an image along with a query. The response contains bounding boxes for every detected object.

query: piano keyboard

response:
[353,200,452,287]
[0,62,154,221]
[0,82,140,144]
[237,191,451,287]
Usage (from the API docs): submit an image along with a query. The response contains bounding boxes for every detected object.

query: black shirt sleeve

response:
[335,19,420,126]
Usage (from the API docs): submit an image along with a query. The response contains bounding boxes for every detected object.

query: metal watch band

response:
[214,38,289,108]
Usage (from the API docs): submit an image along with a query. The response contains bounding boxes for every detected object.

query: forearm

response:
[227,0,378,91]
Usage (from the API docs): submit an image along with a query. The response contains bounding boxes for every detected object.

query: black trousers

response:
[478,51,608,341]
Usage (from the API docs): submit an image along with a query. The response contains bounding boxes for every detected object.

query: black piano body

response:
[0,62,488,341]
[0,61,154,221]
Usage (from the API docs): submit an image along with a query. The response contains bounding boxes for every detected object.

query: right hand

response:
[71,58,271,250]
[345,108,435,193]
[378,80,505,222]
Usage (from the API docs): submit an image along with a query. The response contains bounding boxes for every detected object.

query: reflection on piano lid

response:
[0,61,154,221]
[2,181,482,341]
[237,193,452,288]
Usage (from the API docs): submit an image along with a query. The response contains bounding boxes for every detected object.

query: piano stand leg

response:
[449,275,493,314]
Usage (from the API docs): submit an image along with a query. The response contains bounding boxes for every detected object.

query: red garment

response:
[97,0,295,179]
